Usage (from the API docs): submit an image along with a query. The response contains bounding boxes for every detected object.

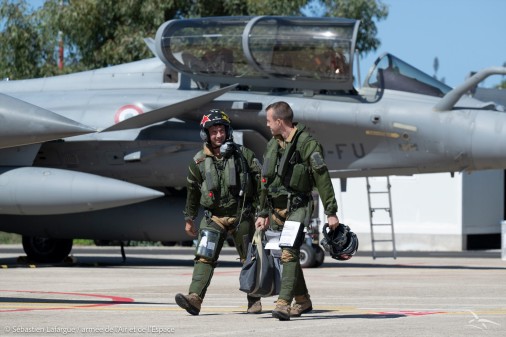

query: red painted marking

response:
[0,290,134,312]
[114,104,143,124]
[200,114,211,126]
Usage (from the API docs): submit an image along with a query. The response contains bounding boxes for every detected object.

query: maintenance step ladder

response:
[366,176,397,259]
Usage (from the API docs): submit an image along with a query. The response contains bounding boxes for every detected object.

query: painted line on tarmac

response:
[0,290,133,313]
[3,291,504,318]
[361,307,506,316]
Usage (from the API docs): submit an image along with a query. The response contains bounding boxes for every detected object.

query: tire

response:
[299,243,315,268]
[313,244,325,267]
[22,236,73,263]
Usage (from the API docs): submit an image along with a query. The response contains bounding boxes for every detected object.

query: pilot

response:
[313,49,347,77]
[175,109,262,315]
[255,101,340,321]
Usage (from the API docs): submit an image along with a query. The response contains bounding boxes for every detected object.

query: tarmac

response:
[0,245,505,337]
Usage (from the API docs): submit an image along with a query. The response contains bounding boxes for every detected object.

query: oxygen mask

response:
[220,141,237,158]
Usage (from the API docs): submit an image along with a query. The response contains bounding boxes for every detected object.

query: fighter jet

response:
[0,16,505,263]
[0,87,164,216]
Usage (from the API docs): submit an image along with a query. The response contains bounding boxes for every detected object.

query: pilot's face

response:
[208,124,227,147]
[266,109,281,136]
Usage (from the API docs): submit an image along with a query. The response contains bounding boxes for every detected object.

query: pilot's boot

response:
[272,299,291,321]
[290,294,312,317]
[246,295,262,314]
[175,293,202,316]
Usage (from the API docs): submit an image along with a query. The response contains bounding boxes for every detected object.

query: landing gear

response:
[21,236,73,263]
[300,243,315,268]
[313,244,325,267]
[299,243,325,268]
[299,218,325,268]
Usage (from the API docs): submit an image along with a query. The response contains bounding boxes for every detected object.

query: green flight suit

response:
[260,123,338,303]
[183,143,260,299]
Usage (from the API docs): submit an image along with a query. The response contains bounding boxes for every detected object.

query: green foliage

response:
[0,0,54,79]
[72,239,95,246]
[0,232,21,244]
[323,0,388,57]
[245,0,308,16]
[36,0,186,73]
[0,0,387,79]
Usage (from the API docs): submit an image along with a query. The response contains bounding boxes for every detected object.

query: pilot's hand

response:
[185,219,198,237]
[327,214,340,230]
[255,217,269,231]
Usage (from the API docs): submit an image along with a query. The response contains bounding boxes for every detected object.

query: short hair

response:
[266,101,293,123]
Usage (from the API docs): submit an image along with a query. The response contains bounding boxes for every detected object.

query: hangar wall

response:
[322,170,504,251]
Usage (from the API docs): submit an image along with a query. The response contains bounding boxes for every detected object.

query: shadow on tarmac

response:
[335,262,506,271]
[2,256,504,271]
[0,256,242,268]
[254,310,406,320]
[1,246,503,270]
[0,296,160,306]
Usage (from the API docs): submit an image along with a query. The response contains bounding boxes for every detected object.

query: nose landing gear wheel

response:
[22,236,73,263]
[299,243,315,268]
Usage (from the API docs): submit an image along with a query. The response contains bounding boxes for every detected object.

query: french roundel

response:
[114,104,143,124]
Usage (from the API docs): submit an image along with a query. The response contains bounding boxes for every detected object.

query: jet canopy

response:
[364,53,452,97]
[155,16,360,91]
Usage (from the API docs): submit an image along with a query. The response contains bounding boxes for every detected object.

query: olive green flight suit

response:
[259,123,338,303]
[183,143,260,299]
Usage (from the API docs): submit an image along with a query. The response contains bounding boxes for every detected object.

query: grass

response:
[0,233,164,247]
[72,239,95,246]
[0,232,96,245]
[0,232,22,244]
[0,232,176,247]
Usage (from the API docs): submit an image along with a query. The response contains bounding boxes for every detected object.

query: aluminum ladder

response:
[366,176,397,259]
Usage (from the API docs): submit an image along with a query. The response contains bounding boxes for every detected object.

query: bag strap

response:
[252,229,263,245]
[252,229,266,295]
[252,229,265,259]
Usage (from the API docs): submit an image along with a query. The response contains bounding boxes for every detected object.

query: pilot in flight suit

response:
[255,101,340,321]
[175,109,262,315]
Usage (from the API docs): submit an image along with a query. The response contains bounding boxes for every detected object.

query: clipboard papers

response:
[264,230,281,250]
[278,221,302,248]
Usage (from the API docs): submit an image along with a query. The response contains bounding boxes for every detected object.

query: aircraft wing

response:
[101,84,237,132]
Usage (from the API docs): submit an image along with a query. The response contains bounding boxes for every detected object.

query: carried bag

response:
[239,229,282,297]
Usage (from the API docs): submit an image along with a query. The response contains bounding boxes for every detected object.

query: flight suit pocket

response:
[288,163,311,192]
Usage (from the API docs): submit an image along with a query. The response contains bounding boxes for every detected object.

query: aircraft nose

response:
[470,111,506,170]
[0,93,96,149]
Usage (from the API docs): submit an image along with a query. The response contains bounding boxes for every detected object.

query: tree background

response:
[0,0,389,80]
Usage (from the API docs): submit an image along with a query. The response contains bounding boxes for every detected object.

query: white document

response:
[265,239,280,250]
[278,221,301,247]
[264,229,282,253]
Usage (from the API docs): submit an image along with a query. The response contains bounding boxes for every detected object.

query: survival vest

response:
[262,124,313,194]
[194,146,253,210]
